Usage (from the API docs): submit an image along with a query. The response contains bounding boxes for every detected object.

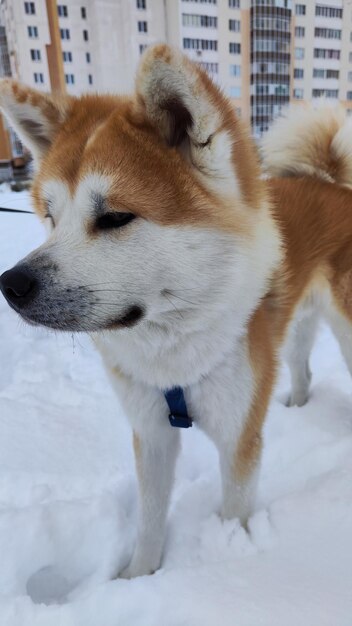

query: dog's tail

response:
[261,105,352,188]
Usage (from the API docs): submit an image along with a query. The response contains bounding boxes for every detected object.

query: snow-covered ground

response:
[0,188,351,626]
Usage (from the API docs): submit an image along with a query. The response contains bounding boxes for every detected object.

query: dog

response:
[0,45,351,579]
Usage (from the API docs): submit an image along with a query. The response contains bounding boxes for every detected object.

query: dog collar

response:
[164,387,193,428]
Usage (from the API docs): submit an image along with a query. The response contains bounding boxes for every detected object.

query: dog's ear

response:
[135,45,242,189]
[0,79,69,162]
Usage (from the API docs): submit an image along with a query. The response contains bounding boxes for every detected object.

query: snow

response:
[0,188,351,625]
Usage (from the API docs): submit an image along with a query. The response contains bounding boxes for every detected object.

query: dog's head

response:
[0,45,278,333]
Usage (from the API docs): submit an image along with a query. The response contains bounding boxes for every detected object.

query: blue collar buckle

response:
[164,386,193,429]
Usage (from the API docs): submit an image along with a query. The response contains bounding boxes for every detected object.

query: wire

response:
[0,207,34,214]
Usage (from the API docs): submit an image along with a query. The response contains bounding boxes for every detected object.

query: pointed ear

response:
[135,44,225,149]
[134,45,254,200]
[0,79,69,162]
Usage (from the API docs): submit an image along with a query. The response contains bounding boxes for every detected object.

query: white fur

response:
[14,171,281,577]
[284,305,320,407]
[0,50,283,578]
[261,104,352,188]
[104,333,256,578]
[283,281,352,411]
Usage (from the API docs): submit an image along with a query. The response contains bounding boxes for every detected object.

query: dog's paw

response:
[285,392,309,408]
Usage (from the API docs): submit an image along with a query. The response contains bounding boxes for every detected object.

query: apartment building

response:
[250,0,292,135]
[292,0,350,108]
[1,0,352,161]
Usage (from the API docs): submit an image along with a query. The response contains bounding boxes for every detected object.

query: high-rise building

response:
[1,0,352,164]
[250,1,292,136]
[292,0,350,110]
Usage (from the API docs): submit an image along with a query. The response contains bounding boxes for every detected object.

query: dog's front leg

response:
[97,357,181,579]
[194,319,276,526]
[121,419,180,579]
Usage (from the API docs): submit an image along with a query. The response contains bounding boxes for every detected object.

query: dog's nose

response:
[0,267,37,306]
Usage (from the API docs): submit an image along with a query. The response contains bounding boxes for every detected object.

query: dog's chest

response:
[92,315,240,389]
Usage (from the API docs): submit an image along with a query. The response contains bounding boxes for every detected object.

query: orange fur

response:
[236,175,352,480]
[2,51,352,488]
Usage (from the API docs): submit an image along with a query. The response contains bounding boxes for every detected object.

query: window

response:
[229,19,240,32]
[57,5,68,17]
[230,86,241,98]
[81,6,87,18]
[86,52,91,63]
[315,5,342,18]
[183,38,218,51]
[293,88,304,99]
[348,71,352,82]
[326,69,339,79]
[83,29,89,41]
[229,0,240,6]
[137,0,146,7]
[350,52,352,63]
[314,28,341,39]
[34,72,44,84]
[65,74,75,85]
[254,83,289,96]
[252,61,289,75]
[347,91,352,101]
[252,16,290,31]
[313,69,339,79]
[294,68,304,79]
[30,48,41,61]
[229,42,241,54]
[295,4,305,15]
[139,44,147,54]
[60,28,70,40]
[314,48,340,59]
[254,39,290,53]
[63,51,72,62]
[295,47,305,59]
[24,2,35,15]
[88,74,93,85]
[313,88,338,98]
[199,62,218,73]
[230,64,241,77]
[27,25,38,38]
[138,21,148,32]
[295,26,305,37]
[182,14,217,27]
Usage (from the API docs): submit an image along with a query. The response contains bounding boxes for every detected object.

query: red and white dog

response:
[0,45,351,578]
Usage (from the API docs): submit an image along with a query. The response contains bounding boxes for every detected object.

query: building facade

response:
[250,0,292,135]
[292,0,351,111]
[1,0,352,162]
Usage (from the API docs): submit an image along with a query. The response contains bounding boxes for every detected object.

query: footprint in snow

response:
[26,565,75,605]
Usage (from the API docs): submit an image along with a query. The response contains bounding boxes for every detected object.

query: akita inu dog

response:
[0,45,352,578]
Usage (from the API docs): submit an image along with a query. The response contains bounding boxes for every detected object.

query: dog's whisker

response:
[78,282,200,292]
[89,289,141,295]
[162,293,184,320]
[163,291,197,306]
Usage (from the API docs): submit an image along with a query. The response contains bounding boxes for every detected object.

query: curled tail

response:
[261,105,352,188]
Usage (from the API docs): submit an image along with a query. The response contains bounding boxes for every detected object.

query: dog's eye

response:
[96,212,136,230]
[45,212,55,228]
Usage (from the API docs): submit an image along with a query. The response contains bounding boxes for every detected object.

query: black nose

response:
[0,267,38,307]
